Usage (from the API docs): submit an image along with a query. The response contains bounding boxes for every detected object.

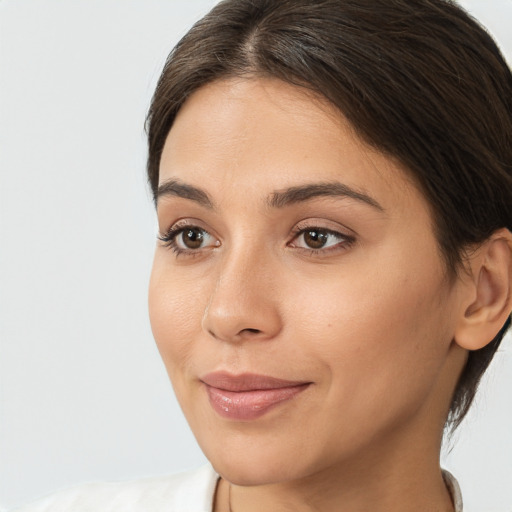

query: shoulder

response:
[12,465,219,512]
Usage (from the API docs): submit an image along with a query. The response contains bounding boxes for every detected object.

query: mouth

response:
[200,372,311,421]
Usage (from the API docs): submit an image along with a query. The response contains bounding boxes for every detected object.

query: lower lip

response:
[205,383,310,421]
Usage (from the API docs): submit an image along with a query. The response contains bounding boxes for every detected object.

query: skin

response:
[149,77,472,512]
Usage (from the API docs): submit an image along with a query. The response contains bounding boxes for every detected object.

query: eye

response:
[158,223,219,255]
[289,226,354,253]
[175,227,212,249]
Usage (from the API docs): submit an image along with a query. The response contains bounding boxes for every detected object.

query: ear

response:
[454,228,512,351]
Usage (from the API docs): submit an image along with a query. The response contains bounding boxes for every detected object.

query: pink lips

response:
[201,372,310,421]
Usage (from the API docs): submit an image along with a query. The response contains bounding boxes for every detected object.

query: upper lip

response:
[201,372,310,391]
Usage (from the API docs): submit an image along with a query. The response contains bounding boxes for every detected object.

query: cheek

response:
[287,251,453,413]
[148,255,206,379]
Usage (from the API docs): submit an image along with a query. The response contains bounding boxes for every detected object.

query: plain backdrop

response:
[1,1,511,511]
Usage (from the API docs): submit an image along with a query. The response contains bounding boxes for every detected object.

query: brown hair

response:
[146,0,512,429]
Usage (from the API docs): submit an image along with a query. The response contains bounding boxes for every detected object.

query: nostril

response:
[243,328,261,334]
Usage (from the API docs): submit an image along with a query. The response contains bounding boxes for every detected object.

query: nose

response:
[201,246,283,343]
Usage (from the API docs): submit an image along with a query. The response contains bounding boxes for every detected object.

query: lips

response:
[201,372,311,420]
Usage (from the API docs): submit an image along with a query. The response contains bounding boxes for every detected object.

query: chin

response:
[198,434,319,486]
[211,457,304,487]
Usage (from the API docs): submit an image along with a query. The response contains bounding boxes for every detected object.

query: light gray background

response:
[1,1,511,511]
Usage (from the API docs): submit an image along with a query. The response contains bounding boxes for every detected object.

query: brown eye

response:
[290,226,352,253]
[303,230,329,249]
[159,224,219,254]
[181,228,205,249]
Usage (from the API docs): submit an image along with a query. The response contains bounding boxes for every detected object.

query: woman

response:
[14,0,512,511]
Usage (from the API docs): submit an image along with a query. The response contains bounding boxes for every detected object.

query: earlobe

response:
[454,229,512,351]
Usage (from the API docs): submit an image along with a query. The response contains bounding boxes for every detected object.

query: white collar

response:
[443,469,463,512]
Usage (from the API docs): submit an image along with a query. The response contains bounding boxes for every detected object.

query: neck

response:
[216,411,455,512]
[221,441,454,512]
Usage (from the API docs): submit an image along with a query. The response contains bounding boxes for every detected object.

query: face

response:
[149,77,464,485]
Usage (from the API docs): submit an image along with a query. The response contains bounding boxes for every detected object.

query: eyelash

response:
[158,222,355,257]
[158,223,216,257]
[288,225,355,256]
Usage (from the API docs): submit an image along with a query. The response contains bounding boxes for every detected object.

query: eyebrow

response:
[268,182,384,211]
[157,178,384,212]
[157,179,214,209]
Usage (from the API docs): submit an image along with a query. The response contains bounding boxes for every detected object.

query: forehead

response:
[159,77,426,219]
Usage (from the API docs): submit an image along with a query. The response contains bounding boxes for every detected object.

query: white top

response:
[12,465,463,512]
[12,465,219,512]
